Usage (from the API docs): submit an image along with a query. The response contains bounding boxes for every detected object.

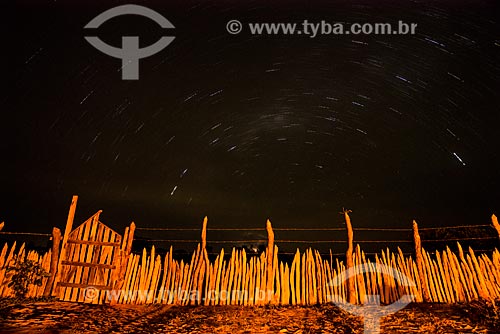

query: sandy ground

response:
[0,299,499,333]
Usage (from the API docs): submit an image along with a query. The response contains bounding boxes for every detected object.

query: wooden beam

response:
[343,209,356,304]
[60,261,116,269]
[266,219,274,303]
[413,220,430,302]
[125,222,135,255]
[57,282,111,290]
[67,239,120,247]
[201,216,208,250]
[44,227,61,296]
[52,195,78,296]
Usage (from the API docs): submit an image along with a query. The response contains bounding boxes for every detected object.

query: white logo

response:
[84,4,175,80]
[328,263,415,334]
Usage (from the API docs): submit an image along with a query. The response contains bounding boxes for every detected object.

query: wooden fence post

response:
[266,219,274,303]
[114,221,136,293]
[191,217,208,305]
[201,216,209,304]
[44,227,61,296]
[492,214,500,241]
[125,222,136,255]
[201,216,207,250]
[343,209,356,304]
[413,220,430,302]
[52,195,78,295]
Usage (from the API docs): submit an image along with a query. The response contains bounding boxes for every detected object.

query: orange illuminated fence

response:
[0,197,499,305]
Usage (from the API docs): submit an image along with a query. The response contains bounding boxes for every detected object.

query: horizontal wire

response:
[137,225,491,232]
[137,249,497,258]
[274,240,415,243]
[135,225,496,232]
[134,239,199,243]
[274,228,345,231]
[2,224,489,236]
[135,227,411,231]
[135,236,495,244]
[419,224,492,230]
[421,237,497,242]
[355,228,411,231]
[274,240,342,244]
[0,231,51,236]
[135,228,201,231]
[136,227,270,231]
[136,239,268,243]
[137,239,415,244]
[3,225,493,244]
[355,240,413,243]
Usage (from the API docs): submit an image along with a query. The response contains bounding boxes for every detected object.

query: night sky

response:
[3,1,500,251]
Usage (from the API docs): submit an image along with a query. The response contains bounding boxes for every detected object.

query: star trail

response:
[3,1,499,247]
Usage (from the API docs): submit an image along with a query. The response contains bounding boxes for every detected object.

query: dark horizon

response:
[3,1,499,249]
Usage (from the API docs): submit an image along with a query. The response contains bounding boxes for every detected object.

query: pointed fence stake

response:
[52,195,78,296]
[492,214,500,241]
[44,227,61,296]
[343,209,356,304]
[413,220,430,302]
[266,219,275,303]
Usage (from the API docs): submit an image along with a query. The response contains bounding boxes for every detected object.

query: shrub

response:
[6,259,49,298]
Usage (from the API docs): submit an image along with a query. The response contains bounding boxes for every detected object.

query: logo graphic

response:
[226,20,243,34]
[328,263,415,334]
[84,4,175,80]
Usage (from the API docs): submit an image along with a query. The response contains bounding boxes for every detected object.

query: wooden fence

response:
[0,196,499,305]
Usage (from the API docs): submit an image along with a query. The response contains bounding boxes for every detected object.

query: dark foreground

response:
[0,299,499,333]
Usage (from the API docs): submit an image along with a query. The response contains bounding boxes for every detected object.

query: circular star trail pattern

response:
[3,1,500,250]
